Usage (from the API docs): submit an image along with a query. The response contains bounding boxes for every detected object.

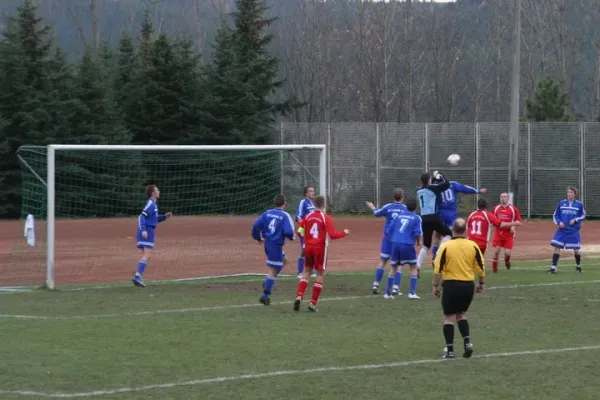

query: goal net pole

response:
[45,144,327,290]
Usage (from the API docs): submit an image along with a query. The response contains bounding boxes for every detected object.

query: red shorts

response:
[492,232,514,250]
[470,238,487,254]
[304,246,326,270]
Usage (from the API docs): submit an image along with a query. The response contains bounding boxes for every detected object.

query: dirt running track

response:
[0,217,599,287]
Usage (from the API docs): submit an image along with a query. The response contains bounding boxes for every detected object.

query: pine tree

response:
[525,77,573,122]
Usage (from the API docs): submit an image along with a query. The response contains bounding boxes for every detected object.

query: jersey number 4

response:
[470,220,482,235]
[268,218,277,233]
[309,223,319,238]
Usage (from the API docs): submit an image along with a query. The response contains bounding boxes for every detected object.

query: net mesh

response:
[12,146,322,287]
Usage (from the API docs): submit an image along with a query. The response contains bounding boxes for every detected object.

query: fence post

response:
[527,122,532,219]
[280,122,284,194]
[580,122,585,204]
[375,123,381,207]
[475,122,480,199]
[424,123,430,172]
[327,123,332,204]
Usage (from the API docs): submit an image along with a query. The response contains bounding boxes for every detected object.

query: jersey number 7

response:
[398,218,410,232]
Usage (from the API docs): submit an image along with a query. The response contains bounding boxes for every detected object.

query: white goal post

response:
[44,144,327,289]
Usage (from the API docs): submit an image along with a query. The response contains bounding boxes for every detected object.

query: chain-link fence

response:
[281,122,595,217]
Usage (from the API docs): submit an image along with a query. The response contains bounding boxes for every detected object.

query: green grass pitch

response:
[0,261,599,399]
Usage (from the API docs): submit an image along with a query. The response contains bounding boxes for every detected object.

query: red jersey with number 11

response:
[300,211,346,249]
[467,210,503,242]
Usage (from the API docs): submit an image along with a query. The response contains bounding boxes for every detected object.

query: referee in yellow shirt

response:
[433,218,485,359]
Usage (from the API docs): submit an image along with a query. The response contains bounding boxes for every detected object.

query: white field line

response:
[1,345,599,398]
[0,279,599,321]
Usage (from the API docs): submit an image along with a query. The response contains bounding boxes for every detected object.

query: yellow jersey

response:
[433,237,485,281]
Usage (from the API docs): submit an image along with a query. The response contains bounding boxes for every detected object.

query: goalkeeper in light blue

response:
[252,194,296,306]
[133,184,172,288]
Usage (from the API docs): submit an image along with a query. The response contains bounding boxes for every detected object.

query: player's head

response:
[145,184,159,200]
[452,218,467,237]
[303,186,315,200]
[274,194,286,208]
[420,173,431,187]
[567,187,578,201]
[477,198,488,210]
[314,195,326,210]
[405,197,417,212]
[500,192,509,206]
[393,188,404,202]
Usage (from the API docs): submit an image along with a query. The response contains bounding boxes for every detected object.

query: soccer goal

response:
[15,144,327,290]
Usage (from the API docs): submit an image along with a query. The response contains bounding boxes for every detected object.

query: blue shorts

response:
[380,236,392,261]
[265,243,286,270]
[390,244,417,267]
[439,212,457,230]
[136,227,155,249]
[551,229,581,250]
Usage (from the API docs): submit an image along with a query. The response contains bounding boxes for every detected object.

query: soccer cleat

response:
[372,285,379,295]
[492,267,498,273]
[547,266,558,274]
[442,352,455,359]
[259,296,271,306]
[132,275,145,288]
[392,289,402,296]
[297,274,303,280]
[308,303,317,312]
[576,266,582,274]
[408,293,420,300]
[293,297,301,312]
[505,262,511,270]
[383,294,394,300]
[463,342,473,358]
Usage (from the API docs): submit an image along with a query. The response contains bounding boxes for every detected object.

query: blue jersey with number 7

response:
[385,210,423,245]
[252,208,296,246]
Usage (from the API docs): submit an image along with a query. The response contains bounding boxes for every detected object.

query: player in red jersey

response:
[467,198,522,255]
[491,192,523,272]
[294,195,350,312]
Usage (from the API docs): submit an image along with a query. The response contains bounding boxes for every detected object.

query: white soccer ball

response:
[447,154,461,166]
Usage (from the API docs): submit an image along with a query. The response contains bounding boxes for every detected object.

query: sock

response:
[296,278,309,298]
[552,253,560,267]
[432,245,440,261]
[297,257,304,275]
[311,282,323,305]
[263,275,276,297]
[393,270,403,289]
[457,319,470,344]
[385,275,394,296]
[443,324,454,353]
[409,275,418,295]
[373,266,385,286]
[136,260,147,276]
[504,254,511,266]
[492,257,498,271]
[417,247,429,267]
[575,254,581,266]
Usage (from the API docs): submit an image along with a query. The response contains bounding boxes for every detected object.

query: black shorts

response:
[441,280,475,315]
[421,215,452,248]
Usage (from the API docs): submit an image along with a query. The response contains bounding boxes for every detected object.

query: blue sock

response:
[263,275,276,297]
[394,270,403,288]
[410,275,418,295]
[385,275,394,296]
[297,257,304,274]
[432,245,440,261]
[374,266,385,285]
[552,253,560,266]
[136,260,147,276]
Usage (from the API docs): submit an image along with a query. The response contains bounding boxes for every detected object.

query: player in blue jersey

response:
[384,198,423,299]
[252,194,296,305]
[431,181,487,263]
[366,188,407,295]
[132,184,172,288]
[296,186,316,278]
[416,171,452,269]
[548,187,586,274]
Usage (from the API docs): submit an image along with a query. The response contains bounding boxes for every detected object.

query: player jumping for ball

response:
[491,193,522,273]
[467,198,522,255]
[294,195,350,312]
[366,188,407,295]
[133,184,172,288]
[549,187,586,274]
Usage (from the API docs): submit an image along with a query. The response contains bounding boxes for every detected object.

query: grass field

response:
[1,261,600,399]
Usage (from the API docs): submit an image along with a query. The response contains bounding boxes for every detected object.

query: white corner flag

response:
[24,214,35,247]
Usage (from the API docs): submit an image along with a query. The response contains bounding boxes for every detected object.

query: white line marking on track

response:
[1,345,599,398]
[0,279,598,320]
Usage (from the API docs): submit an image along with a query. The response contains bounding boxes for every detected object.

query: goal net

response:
[11,144,326,289]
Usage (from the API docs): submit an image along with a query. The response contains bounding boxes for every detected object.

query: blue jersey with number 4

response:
[252,209,295,246]
[437,181,480,215]
[386,211,423,245]
[374,202,408,234]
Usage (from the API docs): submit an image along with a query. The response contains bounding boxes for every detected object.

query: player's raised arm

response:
[251,214,264,241]
[324,214,349,240]
[283,212,296,241]
[453,181,485,195]
[157,212,172,223]
[369,202,388,217]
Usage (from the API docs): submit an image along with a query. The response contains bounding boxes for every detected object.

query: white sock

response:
[441,235,451,244]
[417,247,429,267]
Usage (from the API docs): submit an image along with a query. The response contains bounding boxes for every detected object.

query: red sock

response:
[297,279,309,298]
[492,257,498,272]
[504,255,511,265]
[311,282,323,305]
